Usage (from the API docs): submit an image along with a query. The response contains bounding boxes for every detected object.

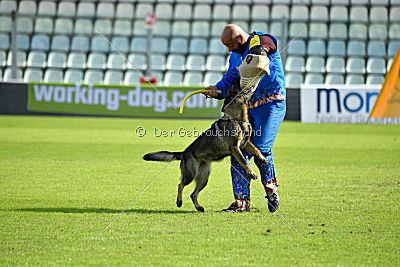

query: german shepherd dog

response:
[143,79,268,212]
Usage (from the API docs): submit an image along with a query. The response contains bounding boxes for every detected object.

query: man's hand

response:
[203,86,220,98]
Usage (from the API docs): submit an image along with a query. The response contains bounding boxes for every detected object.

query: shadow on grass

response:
[9,207,196,214]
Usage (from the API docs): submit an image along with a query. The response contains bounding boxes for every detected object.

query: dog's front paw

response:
[176,199,182,208]
[249,171,258,180]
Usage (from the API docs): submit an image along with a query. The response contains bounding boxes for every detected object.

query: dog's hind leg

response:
[190,161,211,212]
[177,153,199,208]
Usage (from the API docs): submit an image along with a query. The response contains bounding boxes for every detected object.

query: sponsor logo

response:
[32,84,218,113]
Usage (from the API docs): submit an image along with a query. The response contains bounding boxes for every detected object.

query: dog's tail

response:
[143,151,183,162]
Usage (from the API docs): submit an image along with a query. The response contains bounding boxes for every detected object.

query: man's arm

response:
[204,53,241,99]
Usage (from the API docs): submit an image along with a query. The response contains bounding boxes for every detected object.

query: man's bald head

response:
[221,24,250,54]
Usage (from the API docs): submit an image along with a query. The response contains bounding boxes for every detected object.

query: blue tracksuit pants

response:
[231,100,286,201]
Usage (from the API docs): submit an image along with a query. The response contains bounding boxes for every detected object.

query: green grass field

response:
[0,115,399,265]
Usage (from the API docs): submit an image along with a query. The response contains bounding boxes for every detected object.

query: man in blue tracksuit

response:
[204,24,286,212]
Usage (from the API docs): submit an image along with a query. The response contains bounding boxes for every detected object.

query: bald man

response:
[204,24,286,213]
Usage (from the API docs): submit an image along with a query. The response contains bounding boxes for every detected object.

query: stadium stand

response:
[0,0,398,86]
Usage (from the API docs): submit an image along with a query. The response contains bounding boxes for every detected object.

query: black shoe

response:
[266,191,279,213]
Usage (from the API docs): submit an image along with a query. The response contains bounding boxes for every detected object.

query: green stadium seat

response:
[113,20,132,36]
[19,1,37,16]
[350,7,368,23]
[150,54,166,71]
[0,16,11,32]
[54,18,73,35]
[189,38,208,55]
[124,71,141,85]
[285,72,303,87]
[329,23,347,40]
[211,21,228,37]
[94,19,112,36]
[305,73,324,84]
[309,23,328,39]
[164,71,183,86]
[307,40,326,56]
[205,55,226,72]
[367,41,386,58]
[366,75,384,85]
[310,6,328,22]
[17,34,30,51]
[47,52,66,68]
[127,53,147,71]
[326,57,345,73]
[325,74,344,85]
[0,1,17,14]
[116,3,134,19]
[34,17,53,34]
[213,5,231,20]
[67,52,86,69]
[184,71,203,86]
[346,57,365,74]
[70,36,89,52]
[285,56,305,72]
[107,53,125,70]
[193,4,212,20]
[96,3,114,19]
[346,74,364,85]
[16,17,33,34]
[155,3,173,20]
[111,36,129,53]
[133,20,147,36]
[367,58,386,74]
[289,22,308,39]
[347,40,366,57]
[186,55,205,71]
[174,4,192,20]
[74,19,92,35]
[84,70,103,84]
[330,6,348,22]
[172,21,190,37]
[91,36,109,53]
[44,68,63,83]
[370,7,388,23]
[169,38,188,54]
[136,3,153,19]
[389,24,400,40]
[64,69,83,83]
[250,22,269,33]
[288,39,306,55]
[305,56,325,73]
[388,41,400,58]
[369,24,388,40]
[0,33,9,49]
[203,71,222,85]
[271,5,289,21]
[152,37,168,53]
[390,7,400,23]
[166,54,185,71]
[51,35,70,52]
[27,51,46,68]
[38,1,56,16]
[191,21,210,38]
[290,5,309,22]
[77,2,95,18]
[105,70,123,85]
[57,2,75,17]
[87,52,106,70]
[24,68,43,82]
[327,40,346,56]
[349,23,367,40]
[130,37,147,53]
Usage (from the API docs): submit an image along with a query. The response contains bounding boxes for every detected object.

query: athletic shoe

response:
[266,191,279,213]
[222,199,250,212]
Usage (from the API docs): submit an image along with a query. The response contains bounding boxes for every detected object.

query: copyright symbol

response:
[135,126,146,137]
